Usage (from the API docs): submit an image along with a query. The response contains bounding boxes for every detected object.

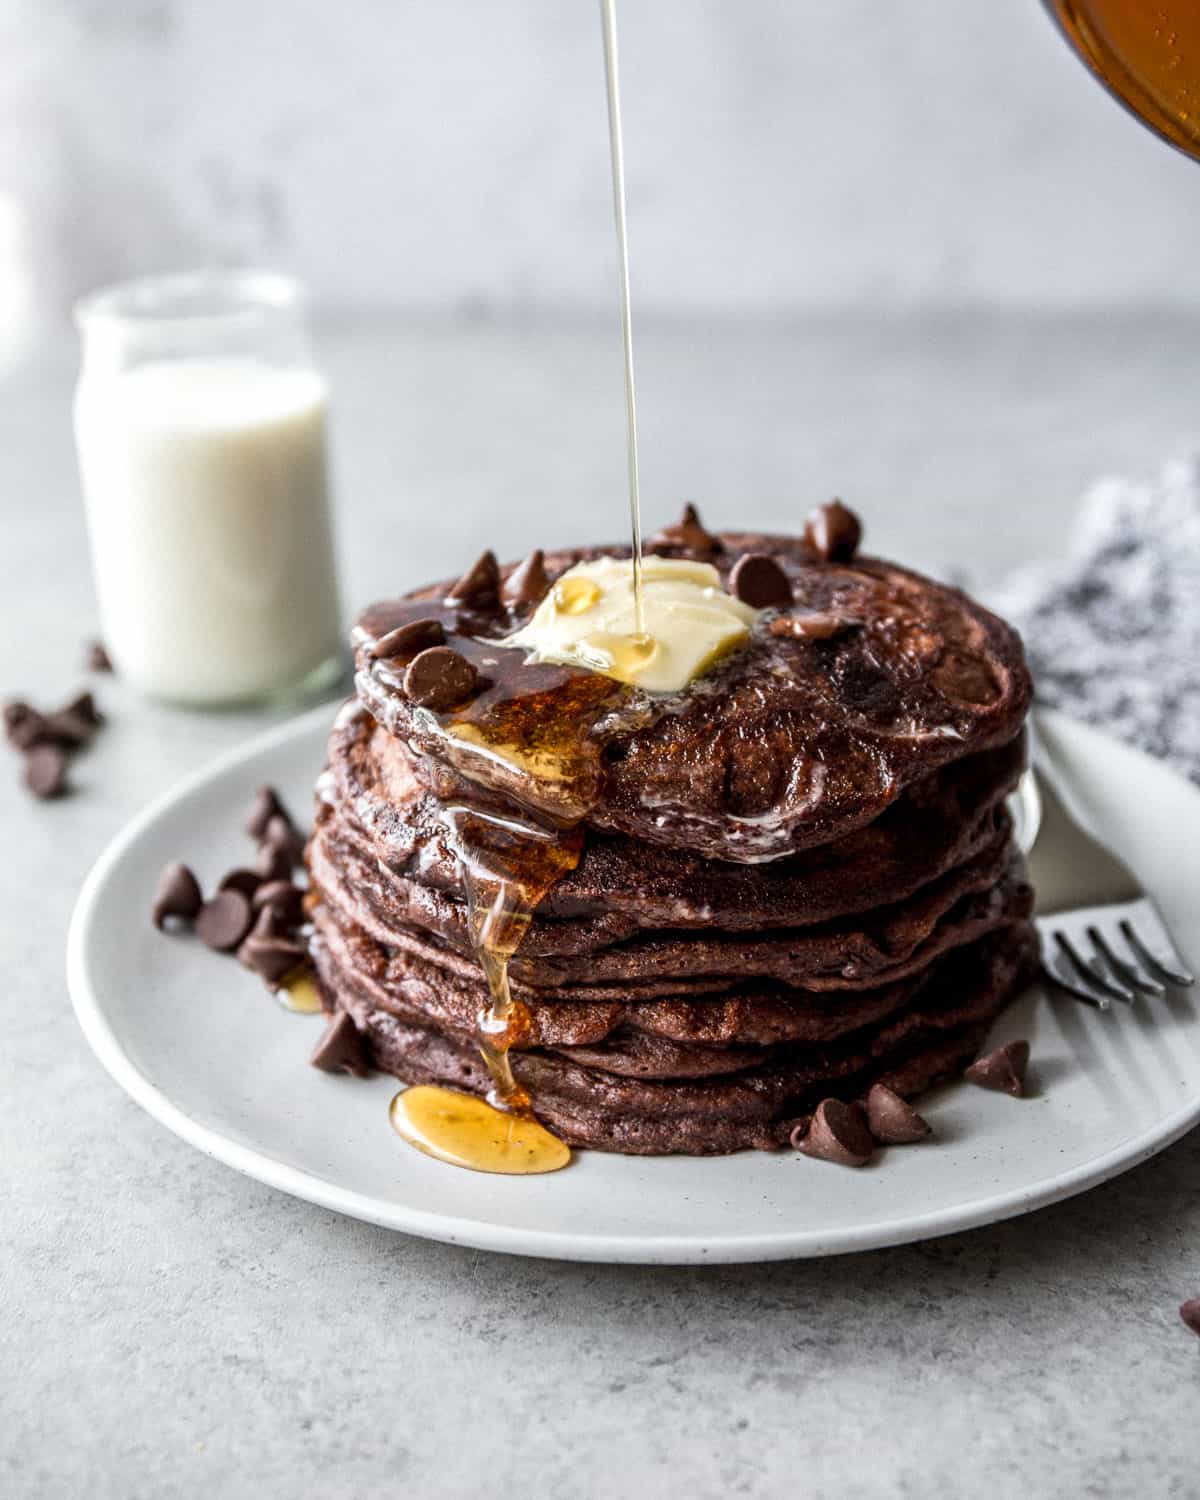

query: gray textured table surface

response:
[3,313,1198,1499]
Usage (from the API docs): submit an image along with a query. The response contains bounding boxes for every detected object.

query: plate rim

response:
[66,705,1200,1264]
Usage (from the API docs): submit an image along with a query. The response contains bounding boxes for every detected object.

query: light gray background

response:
[4,3,1200,1497]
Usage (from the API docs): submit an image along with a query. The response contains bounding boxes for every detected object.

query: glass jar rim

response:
[73,270,307,331]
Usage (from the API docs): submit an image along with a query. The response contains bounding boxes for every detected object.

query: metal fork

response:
[1031,729,1195,1009]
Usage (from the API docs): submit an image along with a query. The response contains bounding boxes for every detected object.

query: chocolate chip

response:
[23,744,69,799]
[768,612,857,641]
[865,1083,932,1144]
[255,842,294,883]
[63,690,103,728]
[194,889,253,952]
[85,639,113,673]
[38,708,96,748]
[729,553,793,608]
[793,1098,874,1167]
[244,785,291,841]
[253,879,305,927]
[403,646,479,711]
[1180,1299,1200,1338]
[218,867,264,901]
[262,812,306,867]
[965,1040,1030,1097]
[368,617,445,662]
[4,701,46,750]
[151,862,203,930]
[310,1011,371,1079]
[445,550,501,610]
[648,502,720,556]
[239,920,309,989]
[803,500,862,563]
[502,549,551,611]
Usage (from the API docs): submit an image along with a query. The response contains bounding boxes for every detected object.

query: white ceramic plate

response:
[68,706,1200,1264]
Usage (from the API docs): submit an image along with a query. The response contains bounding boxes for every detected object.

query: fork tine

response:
[1087,925,1165,997]
[1055,930,1136,1004]
[1120,917,1196,988]
[1041,942,1107,1008]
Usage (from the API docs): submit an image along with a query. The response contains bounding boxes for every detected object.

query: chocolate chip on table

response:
[85,639,113,673]
[38,707,96,748]
[253,879,306,928]
[23,744,69,799]
[310,1011,371,1079]
[965,1040,1030,1097]
[865,1083,932,1144]
[502,549,551,611]
[403,646,479,711]
[1181,1299,1200,1338]
[218,867,263,901]
[368,616,446,663]
[647,502,720,556]
[792,1098,875,1167]
[151,862,204,929]
[444,550,501,610]
[729,553,793,608]
[194,889,254,953]
[768,612,857,642]
[803,500,863,563]
[4,701,46,750]
[243,785,292,842]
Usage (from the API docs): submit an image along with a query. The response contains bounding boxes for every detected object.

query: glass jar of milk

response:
[73,271,343,706]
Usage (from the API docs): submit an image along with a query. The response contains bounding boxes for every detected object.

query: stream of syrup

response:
[390,0,648,1175]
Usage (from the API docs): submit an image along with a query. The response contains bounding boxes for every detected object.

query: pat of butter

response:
[503,557,758,692]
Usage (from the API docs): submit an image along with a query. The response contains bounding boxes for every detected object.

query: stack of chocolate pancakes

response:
[307,507,1037,1154]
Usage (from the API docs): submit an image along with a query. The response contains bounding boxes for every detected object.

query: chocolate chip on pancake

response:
[793,1099,875,1166]
[865,1083,932,1143]
[729,553,792,608]
[444,550,501,610]
[768,611,856,641]
[23,744,69,799]
[152,862,204,929]
[502,549,551,611]
[369,617,445,662]
[804,500,862,562]
[648,502,720,556]
[403,647,478,711]
[310,1011,371,1079]
[965,1039,1030,1096]
[195,890,254,952]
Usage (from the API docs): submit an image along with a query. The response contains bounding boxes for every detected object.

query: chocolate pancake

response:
[308,802,1031,992]
[324,702,1027,932]
[352,533,1032,860]
[314,924,1040,1154]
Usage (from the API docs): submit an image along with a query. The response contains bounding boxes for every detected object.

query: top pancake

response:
[353,530,1032,862]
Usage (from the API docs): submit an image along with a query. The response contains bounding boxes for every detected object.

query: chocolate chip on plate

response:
[23,743,69,799]
[239,924,309,989]
[865,1083,932,1144]
[648,502,720,556]
[243,785,291,842]
[965,1040,1030,1097]
[403,646,479,711]
[792,1098,875,1167]
[85,639,113,673]
[368,616,446,662]
[502,549,551,611]
[218,867,264,901]
[194,890,254,953]
[729,553,793,609]
[152,862,204,930]
[310,1011,371,1079]
[261,812,306,867]
[768,612,856,642]
[445,550,501,610]
[1180,1299,1200,1338]
[803,500,862,563]
[255,842,294,884]
[253,879,306,928]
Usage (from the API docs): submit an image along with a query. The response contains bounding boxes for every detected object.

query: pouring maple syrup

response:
[390,0,656,1174]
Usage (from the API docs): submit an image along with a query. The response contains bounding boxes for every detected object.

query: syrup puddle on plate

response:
[390,1085,571,1175]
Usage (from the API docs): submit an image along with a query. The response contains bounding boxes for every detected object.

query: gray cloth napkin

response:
[989,456,1200,782]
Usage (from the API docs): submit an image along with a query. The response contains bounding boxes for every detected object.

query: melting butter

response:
[504,557,757,692]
